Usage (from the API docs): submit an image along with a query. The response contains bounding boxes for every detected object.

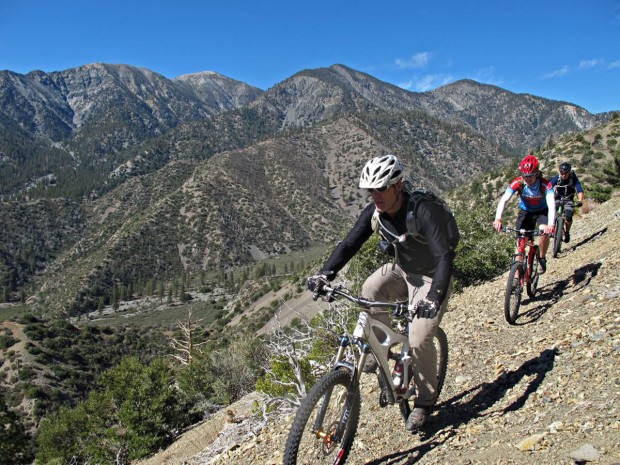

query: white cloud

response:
[578,58,604,69]
[543,57,615,78]
[398,73,453,92]
[543,66,570,78]
[398,79,414,90]
[395,52,431,69]
[470,66,503,86]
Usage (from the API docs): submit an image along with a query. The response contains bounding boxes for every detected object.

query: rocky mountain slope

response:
[139,194,620,465]
[0,62,616,319]
[250,65,605,153]
[1,63,607,207]
[26,111,514,316]
[0,64,263,142]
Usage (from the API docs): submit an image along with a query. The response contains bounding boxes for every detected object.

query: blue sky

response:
[1,0,619,114]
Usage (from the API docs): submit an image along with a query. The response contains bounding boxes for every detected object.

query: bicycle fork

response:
[512,249,526,287]
[311,382,359,449]
[311,336,359,449]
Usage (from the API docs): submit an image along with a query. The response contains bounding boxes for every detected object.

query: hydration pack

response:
[372,182,460,251]
[554,170,578,198]
[405,185,461,250]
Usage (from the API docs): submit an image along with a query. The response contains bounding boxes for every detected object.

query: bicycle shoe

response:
[362,353,378,373]
[405,405,432,432]
[563,232,570,243]
[539,258,547,274]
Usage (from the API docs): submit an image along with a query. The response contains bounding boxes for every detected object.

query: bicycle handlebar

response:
[500,226,545,236]
[556,197,583,208]
[313,284,409,318]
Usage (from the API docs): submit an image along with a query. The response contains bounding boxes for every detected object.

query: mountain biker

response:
[493,154,555,273]
[307,154,459,432]
[549,161,585,243]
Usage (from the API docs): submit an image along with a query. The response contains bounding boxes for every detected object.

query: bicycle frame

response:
[515,235,536,284]
[504,227,542,285]
[337,312,413,398]
[326,287,413,403]
[310,286,411,445]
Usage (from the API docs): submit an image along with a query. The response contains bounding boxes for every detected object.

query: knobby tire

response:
[283,369,360,465]
[553,215,564,257]
[504,262,523,325]
[434,327,449,401]
[526,246,540,298]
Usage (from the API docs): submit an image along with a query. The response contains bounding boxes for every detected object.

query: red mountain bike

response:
[501,227,544,325]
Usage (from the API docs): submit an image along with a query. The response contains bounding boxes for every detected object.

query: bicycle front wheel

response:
[526,247,540,298]
[283,369,360,465]
[504,262,523,325]
[434,327,449,400]
[552,215,564,257]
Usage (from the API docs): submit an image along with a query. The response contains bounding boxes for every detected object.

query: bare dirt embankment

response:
[138,195,620,465]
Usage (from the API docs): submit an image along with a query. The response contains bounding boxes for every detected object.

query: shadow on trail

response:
[362,348,558,464]
[507,226,607,327]
[561,227,607,255]
[512,260,602,326]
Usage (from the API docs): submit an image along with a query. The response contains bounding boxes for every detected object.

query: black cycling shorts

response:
[515,209,549,231]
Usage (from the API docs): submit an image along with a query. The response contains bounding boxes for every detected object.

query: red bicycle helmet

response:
[519,154,539,176]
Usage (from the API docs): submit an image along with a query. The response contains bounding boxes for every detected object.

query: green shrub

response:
[453,204,514,290]
[36,356,188,464]
[587,185,612,203]
[0,334,18,350]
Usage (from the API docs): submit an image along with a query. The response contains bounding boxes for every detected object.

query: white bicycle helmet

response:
[359,155,404,189]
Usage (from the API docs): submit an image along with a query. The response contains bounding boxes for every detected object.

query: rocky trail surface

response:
[138,195,620,465]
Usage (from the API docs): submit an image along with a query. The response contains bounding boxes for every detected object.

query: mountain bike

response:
[501,227,544,325]
[552,197,582,257]
[283,283,449,465]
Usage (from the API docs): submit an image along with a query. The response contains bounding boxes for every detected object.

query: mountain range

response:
[0,62,615,316]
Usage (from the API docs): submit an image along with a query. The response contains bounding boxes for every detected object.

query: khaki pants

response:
[361,264,451,406]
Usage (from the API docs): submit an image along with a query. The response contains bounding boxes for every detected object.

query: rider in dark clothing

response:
[549,161,585,243]
[319,192,456,306]
[308,154,458,433]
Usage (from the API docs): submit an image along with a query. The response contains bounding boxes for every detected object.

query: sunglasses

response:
[366,185,391,193]
[521,173,536,179]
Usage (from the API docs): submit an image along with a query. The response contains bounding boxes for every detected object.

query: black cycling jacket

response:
[320,191,456,304]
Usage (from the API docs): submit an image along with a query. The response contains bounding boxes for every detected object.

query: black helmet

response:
[559,162,571,174]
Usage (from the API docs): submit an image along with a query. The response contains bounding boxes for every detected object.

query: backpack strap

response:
[569,170,577,187]
[407,189,445,240]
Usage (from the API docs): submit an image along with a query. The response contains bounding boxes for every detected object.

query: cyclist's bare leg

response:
[533,212,550,260]
[538,233,550,259]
